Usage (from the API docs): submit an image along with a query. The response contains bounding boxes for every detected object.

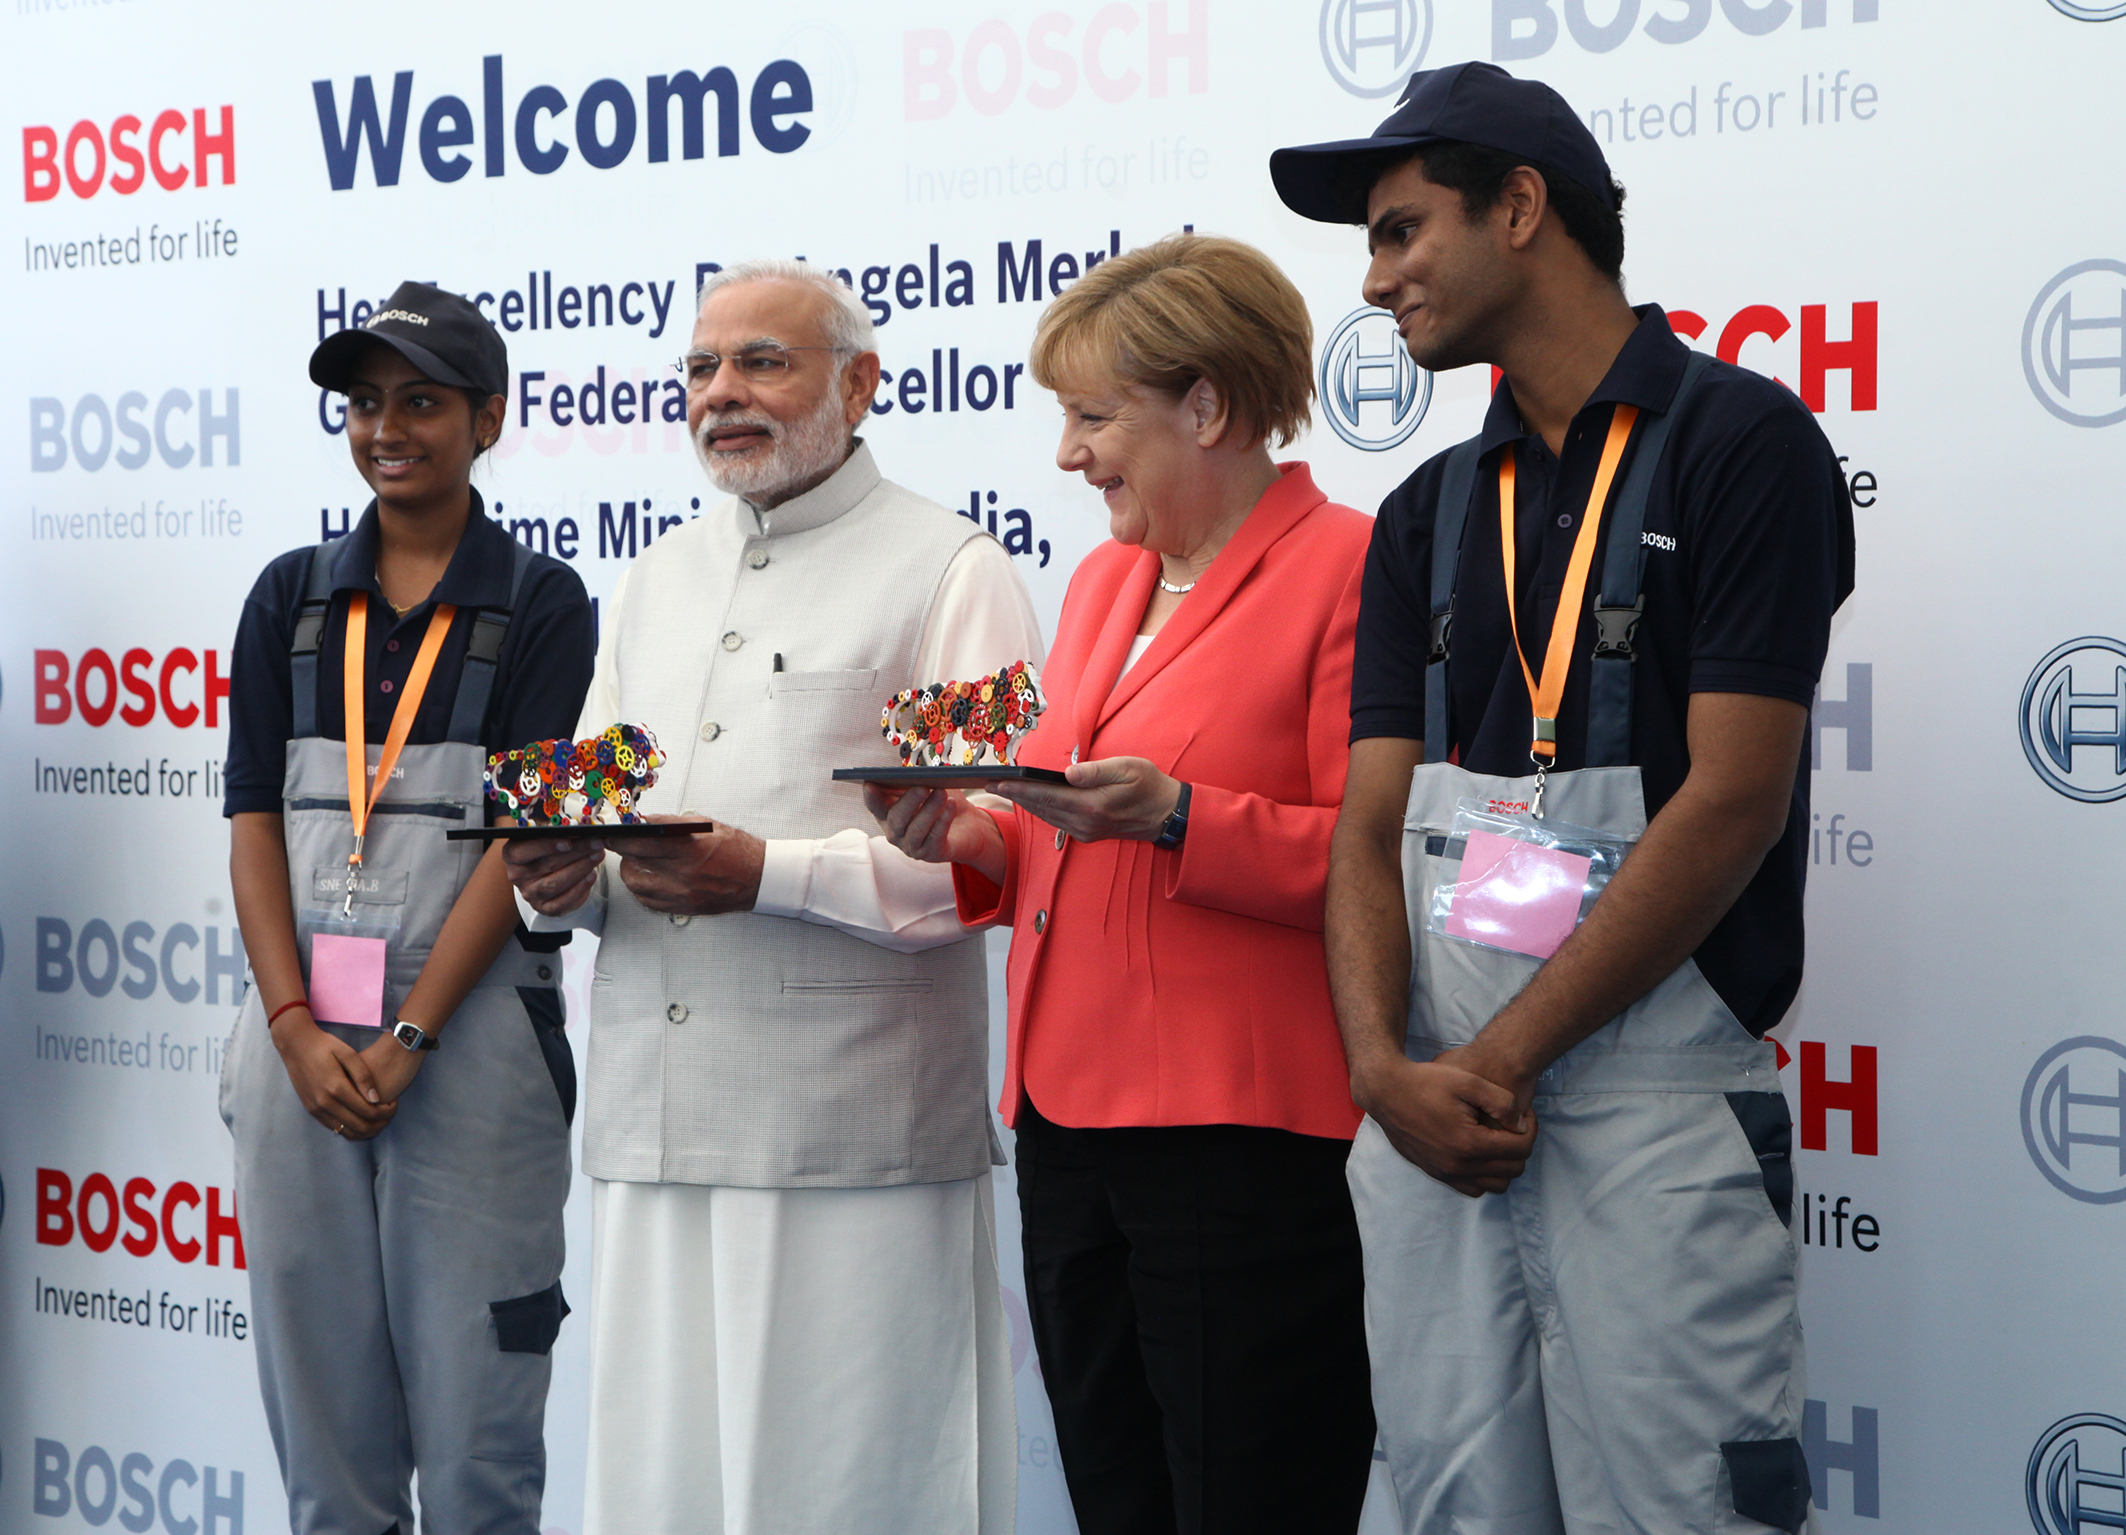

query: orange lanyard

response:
[341,592,455,911]
[1498,405,1639,765]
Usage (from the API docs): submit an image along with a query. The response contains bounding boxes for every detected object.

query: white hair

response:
[695,258,876,357]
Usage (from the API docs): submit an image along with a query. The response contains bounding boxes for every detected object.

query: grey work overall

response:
[1348,355,1817,1535]
[221,542,574,1535]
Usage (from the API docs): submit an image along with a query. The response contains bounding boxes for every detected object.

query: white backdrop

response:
[5,2,2125,1532]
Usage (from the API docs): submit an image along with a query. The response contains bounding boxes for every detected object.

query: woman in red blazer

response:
[871,234,1375,1535]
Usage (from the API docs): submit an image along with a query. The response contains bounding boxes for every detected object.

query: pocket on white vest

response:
[768,668,878,696]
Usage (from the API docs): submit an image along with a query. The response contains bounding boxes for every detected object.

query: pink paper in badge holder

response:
[309,933,388,1028]
[1444,829,1594,960]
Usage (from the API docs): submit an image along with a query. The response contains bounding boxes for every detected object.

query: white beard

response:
[693,385,852,507]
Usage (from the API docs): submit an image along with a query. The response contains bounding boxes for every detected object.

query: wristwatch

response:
[1152,782,1192,852]
[391,1019,439,1053]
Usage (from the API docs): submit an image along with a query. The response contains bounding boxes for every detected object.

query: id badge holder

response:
[297,894,403,1029]
[1425,797,1635,961]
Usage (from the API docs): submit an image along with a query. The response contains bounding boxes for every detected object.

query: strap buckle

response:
[1592,598,1645,660]
[465,609,511,665]
[1427,607,1453,664]
[290,600,331,656]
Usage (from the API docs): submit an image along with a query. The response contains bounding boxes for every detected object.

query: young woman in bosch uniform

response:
[218,282,594,1535]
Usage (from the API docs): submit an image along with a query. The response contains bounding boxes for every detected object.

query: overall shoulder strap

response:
[1584,348,1714,768]
[1424,438,1483,765]
[445,539,537,744]
[288,541,341,740]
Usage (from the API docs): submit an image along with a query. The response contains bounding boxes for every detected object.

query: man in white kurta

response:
[504,262,1041,1535]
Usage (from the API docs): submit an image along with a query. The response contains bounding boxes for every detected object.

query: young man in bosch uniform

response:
[220,282,594,1535]
[1272,65,1855,1534]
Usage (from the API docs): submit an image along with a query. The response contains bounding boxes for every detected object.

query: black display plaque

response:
[445,819,718,843]
[832,765,1069,790]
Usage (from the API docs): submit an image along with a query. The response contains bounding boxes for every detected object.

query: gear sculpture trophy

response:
[445,723,717,841]
[832,661,1066,788]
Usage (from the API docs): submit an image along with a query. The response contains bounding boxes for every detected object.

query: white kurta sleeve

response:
[752,536,1045,954]
[514,568,633,937]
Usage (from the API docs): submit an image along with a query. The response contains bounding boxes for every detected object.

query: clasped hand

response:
[271,1011,423,1141]
[500,817,766,917]
[1358,1044,1541,1197]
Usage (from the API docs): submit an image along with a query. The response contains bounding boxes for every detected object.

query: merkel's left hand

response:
[989,756,1179,844]
[606,817,766,915]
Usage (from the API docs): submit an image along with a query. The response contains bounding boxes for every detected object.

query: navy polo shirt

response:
[1351,306,1855,1037]
[222,491,596,819]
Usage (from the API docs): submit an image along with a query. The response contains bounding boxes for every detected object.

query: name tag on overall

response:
[1443,831,1595,959]
[309,933,388,1028]
[310,866,410,907]
[1427,799,1634,962]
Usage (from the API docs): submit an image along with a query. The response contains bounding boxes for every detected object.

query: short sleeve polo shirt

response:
[1351,306,1855,1036]
[222,491,597,819]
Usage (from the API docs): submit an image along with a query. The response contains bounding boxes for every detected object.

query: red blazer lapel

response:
[1072,553,1159,758]
[1095,463,1328,734]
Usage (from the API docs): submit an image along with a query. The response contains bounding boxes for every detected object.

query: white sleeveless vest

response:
[581,443,997,1187]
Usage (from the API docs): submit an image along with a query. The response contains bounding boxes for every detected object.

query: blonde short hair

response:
[1028,233,1313,449]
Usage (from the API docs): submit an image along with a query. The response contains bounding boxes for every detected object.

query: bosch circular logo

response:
[2030,1415,2126,1535]
[1318,0,1430,98]
[2023,260,2126,427]
[2022,1037,2126,1204]
[1318,308,1432,451]
[2045,0,2126,19]
[2020,638,2126,802]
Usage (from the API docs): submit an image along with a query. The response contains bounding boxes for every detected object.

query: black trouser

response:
[1016,1098,1375,1535]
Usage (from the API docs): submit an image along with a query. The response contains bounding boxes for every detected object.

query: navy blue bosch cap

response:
[309,280,509,401]
[1270,61,1615,225]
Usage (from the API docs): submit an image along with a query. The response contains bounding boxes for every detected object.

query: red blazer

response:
[956,463,1371,1139]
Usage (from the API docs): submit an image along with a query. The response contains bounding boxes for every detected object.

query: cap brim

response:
[308,328,483,394]
[1270,134,1440,224]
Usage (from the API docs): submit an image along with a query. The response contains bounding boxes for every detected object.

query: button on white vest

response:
[582,444,999,1188]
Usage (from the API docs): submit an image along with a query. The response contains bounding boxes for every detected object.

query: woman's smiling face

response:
[343,343,498,510]
[1052,374,1214,555]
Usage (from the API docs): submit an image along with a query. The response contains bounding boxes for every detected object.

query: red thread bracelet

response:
[267,999,310,1026]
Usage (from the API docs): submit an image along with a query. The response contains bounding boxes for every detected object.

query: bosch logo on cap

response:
[1318,307,1431,451]
[2022,1037,2126,1204]
[2029,1415,2126,1535]
[1319,0,1431,98]
[2024,260,2126,426]
[2020,638,2126,802]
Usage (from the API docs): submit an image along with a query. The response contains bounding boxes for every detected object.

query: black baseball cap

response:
[309,280,508,400]
[1271,61,1614,226]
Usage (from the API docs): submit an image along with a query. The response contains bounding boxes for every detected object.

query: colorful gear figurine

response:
[879,662,1045,769]
[485,723,667,826]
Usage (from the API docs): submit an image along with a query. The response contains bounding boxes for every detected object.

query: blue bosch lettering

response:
[1801,1400,1879,1518]
[1493,0,1877,58]
[35,916,245,1005]
[30,390,239,472]
[313,54,814,190]
[33,1436,244,1533]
